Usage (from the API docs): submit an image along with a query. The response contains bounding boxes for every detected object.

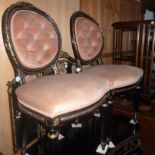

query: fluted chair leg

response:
[130,86,141,135]
[96,100,115,154]
[101,104,109,147]
[106,100,113,145]
[133,86,141,122]
[128,86,141,155]
[21,114,28,155]
[92,109,100,147]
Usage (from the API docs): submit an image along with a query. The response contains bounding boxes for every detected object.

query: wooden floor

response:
[113,97,155,155]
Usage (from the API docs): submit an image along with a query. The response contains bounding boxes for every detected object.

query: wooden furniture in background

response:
[112,21,141,65]
[112,21,155,94]
[141,23,155,94]
[112,20,155,154]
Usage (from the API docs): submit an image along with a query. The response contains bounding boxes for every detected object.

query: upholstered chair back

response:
[70,11,103,64]
[2,2,61,74]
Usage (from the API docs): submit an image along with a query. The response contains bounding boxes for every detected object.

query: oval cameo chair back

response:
[2,2,61,74]
[70,11,104,64]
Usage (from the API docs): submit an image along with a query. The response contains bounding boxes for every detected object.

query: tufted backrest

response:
[2,2,61,73]
[71,12,103,63]
[10,10,59,69]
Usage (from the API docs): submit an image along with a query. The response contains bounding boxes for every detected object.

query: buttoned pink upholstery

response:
[16,73,110,118]
[11,10,58,69]
[75,17,103,61]
[84,65,143,89]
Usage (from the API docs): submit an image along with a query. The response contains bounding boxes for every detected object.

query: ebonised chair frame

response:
[2,3,108,154]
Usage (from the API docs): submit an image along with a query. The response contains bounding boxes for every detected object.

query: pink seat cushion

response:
[10,10,58,69]
[84,65,143,89]
[16,73,110,119]
[75,17,103,61]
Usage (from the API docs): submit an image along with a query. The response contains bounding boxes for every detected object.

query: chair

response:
[2,3,111,154]
[70,11,143,154]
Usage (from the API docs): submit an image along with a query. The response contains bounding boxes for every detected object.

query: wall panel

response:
[0,0,80,155]
[80,0,142,63]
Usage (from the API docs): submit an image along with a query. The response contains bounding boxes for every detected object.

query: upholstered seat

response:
[16,73,109,119]
[84,65,143,89]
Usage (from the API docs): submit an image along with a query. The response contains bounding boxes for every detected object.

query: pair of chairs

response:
[2,2,143,155]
